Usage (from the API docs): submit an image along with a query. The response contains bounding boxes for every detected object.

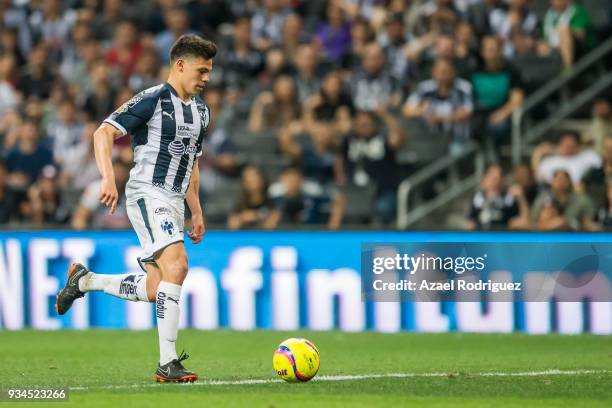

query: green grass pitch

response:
[0,330,610,407]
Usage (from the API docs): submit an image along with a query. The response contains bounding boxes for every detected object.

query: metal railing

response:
[512,37,612,165]
[396,143,484,229]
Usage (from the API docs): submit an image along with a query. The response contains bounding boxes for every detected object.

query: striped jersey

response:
[104,83,210,201]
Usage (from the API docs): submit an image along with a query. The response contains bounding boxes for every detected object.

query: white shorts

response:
[126,194,185,268]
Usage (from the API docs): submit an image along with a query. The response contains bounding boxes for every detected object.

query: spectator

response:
[198,87,240,195]
[350,42,401,111]
[489,0,538,45]
[4,120,54,186]
[341,16,375,71]
[256,47,288,89]
[281,14,308,61]
[466,0,502,37]
[0,54,18,116]
[532,169,595,230]
[541,0,594,69]
[471,36,524,158]
[155,7,193,64]
[83,62,117,122]
[46,99,84,164]
[602,137,612,177]
[512,162,539,206]
[303,70,354,134]
[291,44,322,103]
[248,75,301,133]
[28,0,76,62]
[186,0,232,37]
[532,131,602,186]
[26,165,70,226]
[467,164,525,230]
[128,49,161,92]
[377,13,413,91]
[315,3,352,64]
[59,20,94,82]
[0,159,20,223]
[71,160,131,230]
[582,98,612,156]
[0,0,32,57]
[60,121,102,191]
[218,16,264,91]
[279,121,340,185]
[595,179,612,229]
[91,0,130,42]
[453,22,480,79]
[228,165,280,230]
[18,45,56,99]
[403,58,473,154]
[64,39,102,96]
[0,27,26,66]
[338,108,405,224]
[105,19,144,82]
[269,166,345,229]
[250,0,292,52]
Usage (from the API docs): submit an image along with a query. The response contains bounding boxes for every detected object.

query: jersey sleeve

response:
[196,105,211,157]
[103,92,158,136]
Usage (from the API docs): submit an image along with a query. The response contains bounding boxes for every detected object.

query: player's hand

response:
[99,177,119,214]
[188,212,205,244]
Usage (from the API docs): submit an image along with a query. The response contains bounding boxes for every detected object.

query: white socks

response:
[79,273,182,365]
[156,281,182,365]
[78,272,149,302]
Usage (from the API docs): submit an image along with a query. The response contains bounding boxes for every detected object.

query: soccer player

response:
[55,34,216,383]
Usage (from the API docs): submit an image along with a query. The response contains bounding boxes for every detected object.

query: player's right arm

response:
[95,87,159,214]
[93,123,123,214]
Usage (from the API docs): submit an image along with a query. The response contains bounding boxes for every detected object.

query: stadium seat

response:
[201,180,242,224]
[339,184,376,225]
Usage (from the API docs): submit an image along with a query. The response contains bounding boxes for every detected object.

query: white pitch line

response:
[69,369,611,391]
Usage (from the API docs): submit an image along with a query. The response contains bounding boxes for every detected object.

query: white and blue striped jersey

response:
[104,83,210,201]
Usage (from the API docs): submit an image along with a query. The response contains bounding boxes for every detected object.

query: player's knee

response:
[166,254,188,284]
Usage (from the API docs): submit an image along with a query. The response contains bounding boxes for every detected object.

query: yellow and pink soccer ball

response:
[272,338,320,383]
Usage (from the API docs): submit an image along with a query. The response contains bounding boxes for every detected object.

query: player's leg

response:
[144,261,162,302]
[152,241,197,382]
[56,263,152,315]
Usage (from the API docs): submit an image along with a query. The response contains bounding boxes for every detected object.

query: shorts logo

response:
[155,207,171,215]
[161,219,175,236]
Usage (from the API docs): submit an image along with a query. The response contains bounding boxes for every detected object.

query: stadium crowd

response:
[0,0,610,230]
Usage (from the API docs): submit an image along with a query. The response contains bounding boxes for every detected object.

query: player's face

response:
[178,56,213,96]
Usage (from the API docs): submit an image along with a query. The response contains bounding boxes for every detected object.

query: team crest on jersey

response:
[199,106,209,129]
[161,219,175,236]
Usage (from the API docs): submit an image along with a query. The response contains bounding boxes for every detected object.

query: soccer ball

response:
[273,338,320,383]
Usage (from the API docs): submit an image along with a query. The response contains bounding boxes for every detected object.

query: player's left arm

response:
[186,159,205,244]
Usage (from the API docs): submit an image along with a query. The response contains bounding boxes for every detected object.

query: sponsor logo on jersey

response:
[168,140,198,157]
[168,140,185,157]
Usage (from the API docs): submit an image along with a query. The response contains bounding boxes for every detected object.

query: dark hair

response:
[559,130,581,144]
[169,34,217,63]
